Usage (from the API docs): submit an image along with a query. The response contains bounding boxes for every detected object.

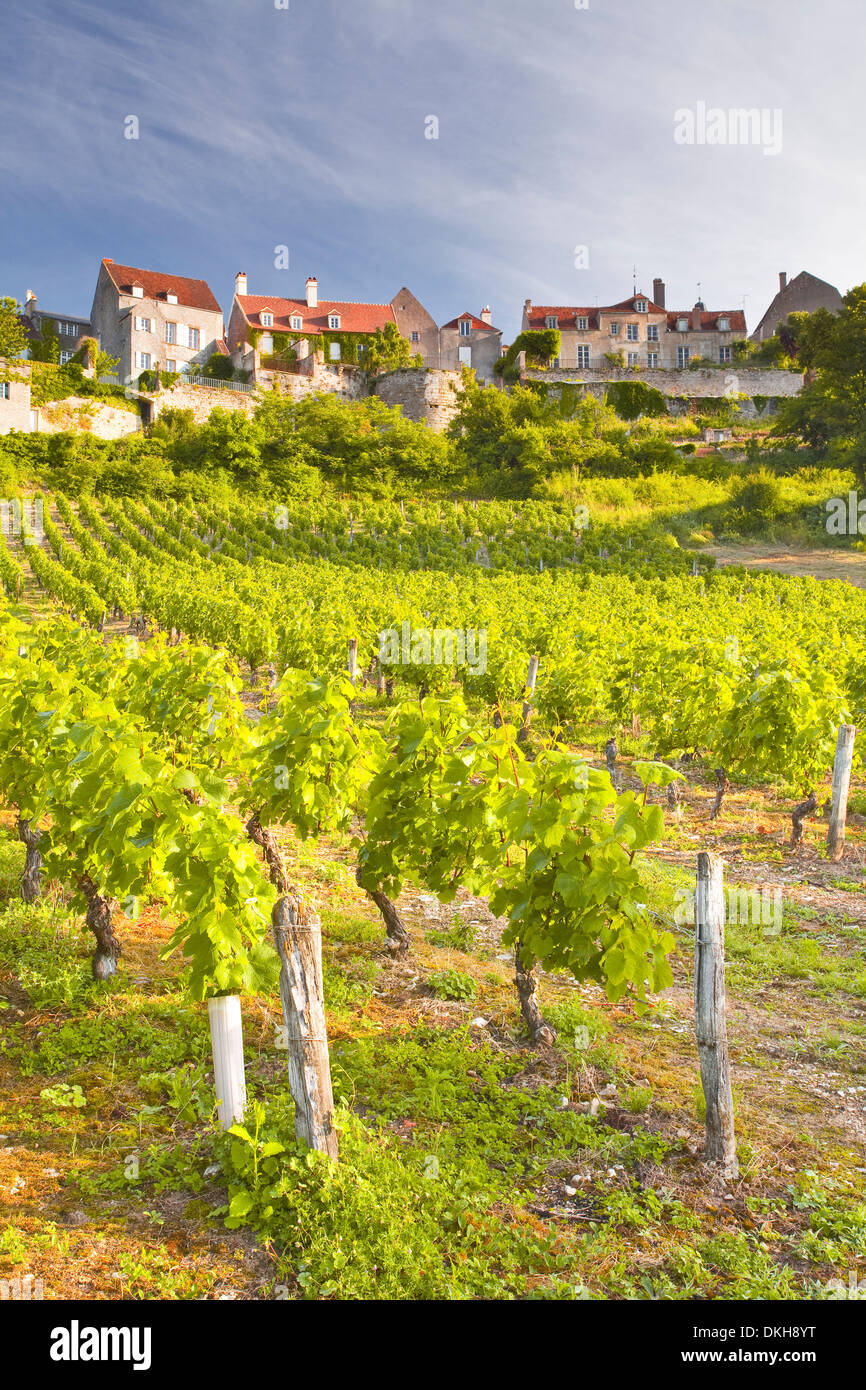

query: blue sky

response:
[1,0,863,343]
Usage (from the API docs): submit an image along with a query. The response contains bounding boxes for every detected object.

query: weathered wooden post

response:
[207,994,247,1131]
[694,852,738,1178]
[271,896,339,1159]
[347,637,359,685]
[517,655,539,744]
[827,724,856,861]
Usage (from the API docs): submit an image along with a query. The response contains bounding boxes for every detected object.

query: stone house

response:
[90,259,225,384]
[522,278,746,371]
[0,360,33,435]
[439,308,502,381]
[226,275,438,376]
[751,270,843,344]
[20,291,92,364]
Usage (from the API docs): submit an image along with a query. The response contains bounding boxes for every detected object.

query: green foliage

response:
[495,330,561,383]
[360,321,423,375]
[28,316,61,364]
[427,968,477,1001]
[605,380,668,421]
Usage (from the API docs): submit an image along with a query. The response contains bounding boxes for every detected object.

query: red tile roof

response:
[101,259,221,315]
[236,294,396,336]
[666,309,746,331]
[441,312,499,332]
[526,299,745,333]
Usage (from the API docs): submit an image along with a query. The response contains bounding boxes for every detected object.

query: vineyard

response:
[0,488,864,1302]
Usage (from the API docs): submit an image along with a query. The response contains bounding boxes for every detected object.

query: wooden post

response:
[347,637,359,685]
[517,655,539,743]
[271,896,339,1159]
[827,724,856,861]
[694,852,738,1178]
[207,994,247,1131]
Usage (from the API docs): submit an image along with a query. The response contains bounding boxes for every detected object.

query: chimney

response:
[24,290,36,319]
[235,271,248,297]
[779,271,787,293]
[653,277,665,308]
[480,306,492,325]
[692,303,703,331]
[306,276,318,308]
[524,298,532,312]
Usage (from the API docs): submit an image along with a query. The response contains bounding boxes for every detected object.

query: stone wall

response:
[150,381,258,424]
[374,368,462,430]
[522,365,802,418]
[33,396,143,438]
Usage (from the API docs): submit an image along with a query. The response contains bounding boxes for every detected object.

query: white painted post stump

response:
[207,994,247,1131]
[694,852,738,1179]
[827,724,856,862]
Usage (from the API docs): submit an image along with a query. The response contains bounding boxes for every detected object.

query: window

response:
[458,345,472,366]
[647,324,659,342]
[677,346,690,367]
[576,315,588,330]
[411,331,420,343]
[459,319,472,337]
[635,299,648,313]
[0,382,10,399]
[134,316,152,332]
[627,352,639,366]
[647,352,659,368]
[166,292,178,305]
[576,345,590,367]
[328,314,341,330]
[261,312,273,327]
[677,317,689,332]
[719,346,732,363]
[609,322,620,336]
[165,322,176,344]
[545,315,558,330]
[165,358,176,373]
[626,323,639,341]
[290,316,302,331]
[329,341,341,360]
[59,349,75,365]
[718,316,730,332]
[131,285,144,298]
[137,352,151,370]
[180,325,200,349]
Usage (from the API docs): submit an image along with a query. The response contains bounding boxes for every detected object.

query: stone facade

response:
[439,311,502,382]
[751,270,844,343]
[90,259,224,385]
[523,284,748,371]
[21,292,92,364]
[0,361,33,435]
[390,287,439,368]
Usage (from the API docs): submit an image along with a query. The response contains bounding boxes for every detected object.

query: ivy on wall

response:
[494,329,561,383]
[604,380,668,421]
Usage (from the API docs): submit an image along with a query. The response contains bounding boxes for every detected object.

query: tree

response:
[360,321,422,375]
[0,297,29,380]
[203,352,234,380]
[775,287,866,485]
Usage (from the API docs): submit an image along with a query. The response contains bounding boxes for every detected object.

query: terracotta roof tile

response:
[237,294,396,336]
[441,312,499,332]
[102,259,221,315]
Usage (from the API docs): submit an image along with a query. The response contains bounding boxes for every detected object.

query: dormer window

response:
[718,316,730,332]
[131,284,144,298]
[635,299,648,313]
[261,311,274,327]
[459,319,472,337]
[677,317,689,332]
[290,316,303,331]
[328,314,341,330]
[576,315,588,330]
[545,315,558,330]
[165,292,178,305]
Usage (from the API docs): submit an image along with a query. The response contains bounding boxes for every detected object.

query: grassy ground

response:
[1,749,864,1301]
